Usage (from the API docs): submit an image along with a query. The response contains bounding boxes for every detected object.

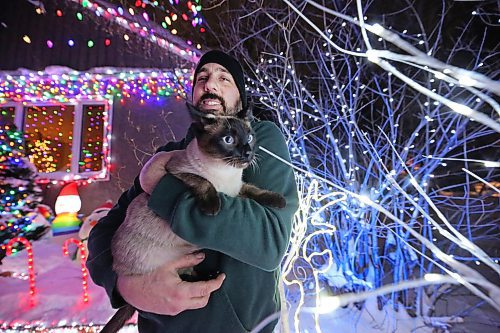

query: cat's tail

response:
[100,304,136,333]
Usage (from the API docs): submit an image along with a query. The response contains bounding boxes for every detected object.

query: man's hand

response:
[116,252,225,315]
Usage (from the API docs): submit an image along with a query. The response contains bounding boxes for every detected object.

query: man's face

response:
[192,63,241,114]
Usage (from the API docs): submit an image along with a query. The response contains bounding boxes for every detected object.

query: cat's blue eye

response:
[247,134,254,143]
[223,135,234,144]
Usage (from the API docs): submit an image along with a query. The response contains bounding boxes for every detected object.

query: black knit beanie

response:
[193,50,247,110]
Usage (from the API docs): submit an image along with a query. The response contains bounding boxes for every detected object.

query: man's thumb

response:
[173,252,205,269]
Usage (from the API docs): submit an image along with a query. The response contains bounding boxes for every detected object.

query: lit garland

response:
[124,0,206,35]
[284,0,500,132]
[6,237,36,303]
[66,0,201,62]
[62,238,90,304]
[0,69,193,104]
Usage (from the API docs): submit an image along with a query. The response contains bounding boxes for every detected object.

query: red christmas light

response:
[6,237,36,300]
[62,238,90,303]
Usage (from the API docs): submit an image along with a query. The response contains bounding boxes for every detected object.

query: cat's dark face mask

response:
[189,106,256,168]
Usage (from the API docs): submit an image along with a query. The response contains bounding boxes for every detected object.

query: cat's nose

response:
[243,149,253,161]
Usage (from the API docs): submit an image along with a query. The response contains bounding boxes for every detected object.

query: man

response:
[87,50,299,332]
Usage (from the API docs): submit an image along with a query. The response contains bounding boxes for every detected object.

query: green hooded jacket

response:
[86,119,299,332]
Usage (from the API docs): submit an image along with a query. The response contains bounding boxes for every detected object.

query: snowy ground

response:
[0,238,127,331]
[0,239,497,332]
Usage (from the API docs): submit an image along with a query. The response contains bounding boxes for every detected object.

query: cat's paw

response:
[198,194,221,216]
[258,192,286,209]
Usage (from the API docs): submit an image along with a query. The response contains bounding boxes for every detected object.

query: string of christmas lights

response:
[66,0,201,62]
[62,238,90,304]
[286,0,500,132]
[6,237,36,303]
[22,0,206,58]
[0,68,193,104]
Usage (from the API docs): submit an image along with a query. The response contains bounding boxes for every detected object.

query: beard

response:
[196,93,242,115]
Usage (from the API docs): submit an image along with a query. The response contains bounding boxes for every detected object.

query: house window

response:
[24,104,75,174]
[79,104,106,173]
[1,99,112,181]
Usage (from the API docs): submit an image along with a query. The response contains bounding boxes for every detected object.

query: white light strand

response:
[260,146,500,313]
[305,0,500,96]
[290,0,500,132]
[462,168,500,195]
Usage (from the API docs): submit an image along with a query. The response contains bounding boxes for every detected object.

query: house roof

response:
[0,0,199,71]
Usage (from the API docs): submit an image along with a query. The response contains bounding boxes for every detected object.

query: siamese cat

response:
[100,107,286,333]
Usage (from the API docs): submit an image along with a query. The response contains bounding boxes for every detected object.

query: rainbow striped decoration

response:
[51,213,82,236]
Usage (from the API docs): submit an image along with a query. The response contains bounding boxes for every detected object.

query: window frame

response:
[5,98,113,182]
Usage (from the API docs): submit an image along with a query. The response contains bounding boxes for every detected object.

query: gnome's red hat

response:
[55,182,81,215]
[59,182,79,196]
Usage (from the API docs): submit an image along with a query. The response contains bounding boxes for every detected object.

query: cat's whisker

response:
[249,160,257,172]
[252,153,263,171]
[221,157,236,167]
[221,157,238,168]
[249,156,261,173]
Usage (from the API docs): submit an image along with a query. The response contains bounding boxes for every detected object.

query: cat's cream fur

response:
[112,138,246,276]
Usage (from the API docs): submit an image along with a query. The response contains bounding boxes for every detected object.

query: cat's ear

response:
[236,102,253,121]
[192,116,216,136]
[191,114,216,136]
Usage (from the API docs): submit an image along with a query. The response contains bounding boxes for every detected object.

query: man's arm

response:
[86,137,225,314]
[148,121,299,271]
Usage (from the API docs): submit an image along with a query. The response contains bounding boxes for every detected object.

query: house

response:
[0,0,205,214]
